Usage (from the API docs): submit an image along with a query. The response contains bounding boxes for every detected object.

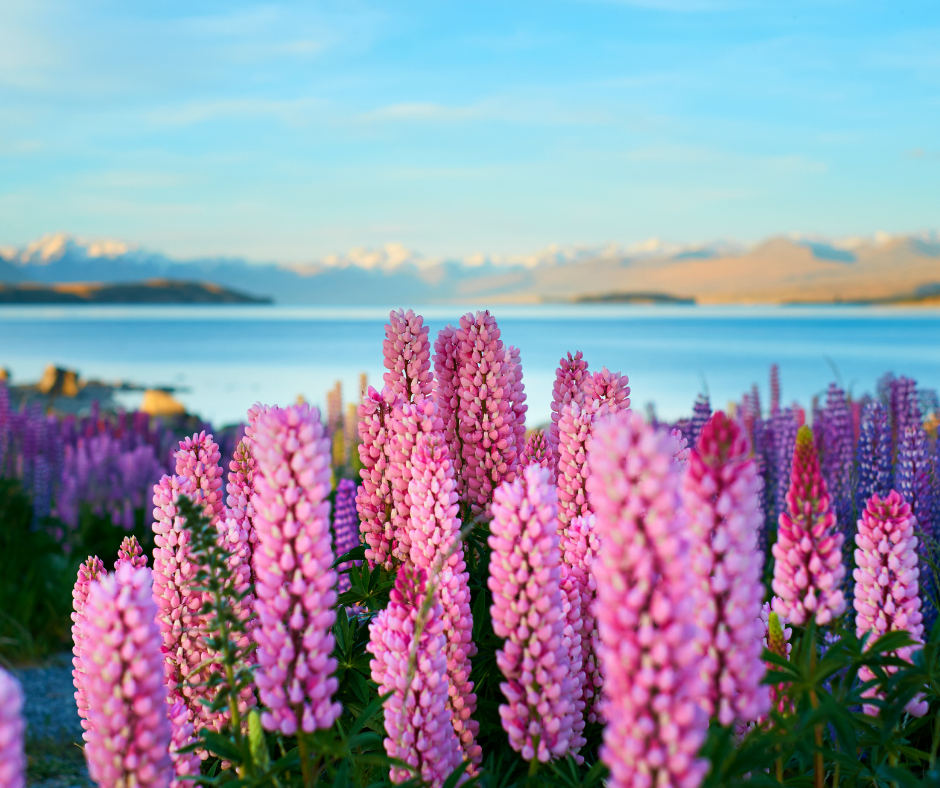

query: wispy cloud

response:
[145,97,325,127]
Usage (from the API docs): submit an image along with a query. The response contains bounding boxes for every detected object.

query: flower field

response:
[1,306,940,788]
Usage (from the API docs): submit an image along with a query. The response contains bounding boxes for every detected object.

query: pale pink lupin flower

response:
[387,397,443,568]
[407,430,481,766]
[854,490,927,716]
[245,402,271,446]
[488,465,580,762]
[72,555,105,738]
[671,428,691,469]
[683,412,770,725]
[455,311,518,514]
[218,509,257,652]
[383,308,434,401]
[583,367,630,414]
[586,411,709,788]
[167,700,200,788]
[519,429,556,484]
[114,535,147,570]
[226,438,259,559]
[771,426,846,626]
[559,564,588,760]
[432,325,463,486]
[550,351,589,458]
[356,385,405,569]
[556,401,597,533]
[368,566,466,787]
[252,403,341,735]
[82,565,174,788]
[175,431,225,526]
[505,345,527,463]
[0,667,26,788]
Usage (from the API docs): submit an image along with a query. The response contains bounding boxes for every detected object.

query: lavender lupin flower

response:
[333,478,361,594]
[820,383,854,536]
[856,402,893,516]
[688,394,712,449]
[770,364,781,416]
[0,667,26,788]
[772,408,799,527]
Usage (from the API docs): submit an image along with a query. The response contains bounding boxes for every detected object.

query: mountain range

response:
[2,231,939,305]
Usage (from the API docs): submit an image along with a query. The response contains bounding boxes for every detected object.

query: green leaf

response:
[199,730,243,763]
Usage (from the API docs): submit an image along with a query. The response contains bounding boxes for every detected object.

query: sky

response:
[1,0,938,263]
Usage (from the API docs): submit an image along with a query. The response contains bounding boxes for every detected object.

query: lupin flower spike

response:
[556,401,597,534]
[82,565,174,788]
[688,393,712,449]
[897,426,935,540]
[772,408,799,523]
[0,667,26,788]
[488,465,580,763]
[506,345,528,463]
[583,367,630,414]
[175,431,225,526]
[252,403,341,735]
[72,555,105,739]
[333,477,361,594]
[114,535,147,570]
[854,491,928,716]
[771,425,846,626]
[408,430,481,766]
[368,566,466,787]
[519,429,556,484]
[820,383,853,535]
[550,351,589,457]
[683,412,770,725]
[168,700,200,787]
[433,325,464,487]
[586,410,709,788]
[855,402,893,516]
[770,364,781,416]
[383,308,434,401]
[226,438,258,555]
[455,311,518,514]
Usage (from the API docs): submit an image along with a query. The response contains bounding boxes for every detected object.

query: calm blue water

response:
[1,304,939,426]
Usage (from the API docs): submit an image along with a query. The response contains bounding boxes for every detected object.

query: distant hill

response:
[0,279,271,304]
[2,231,939,305]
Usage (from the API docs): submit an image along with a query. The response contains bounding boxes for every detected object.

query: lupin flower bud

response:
[771,426,846,626]
[488,465,579,762]
[368,566,466,787]
[114,535,147,570]
[519,429,556,484]
[333,478,361,594]
[856,402,893,516]
[683,412,770,725]
[455,311,518,514]
[586,411,709,788]
[252,404,341,735]
[408,431,481,766]
[759,601,792,718]
[583,367,630,414]
[854,491,927,716]
[383,308,434,401]
[550,351,589,456]
[175,431,225,526]
[72,555,105,738]
[0,667,26,788]
[82,565,174,788]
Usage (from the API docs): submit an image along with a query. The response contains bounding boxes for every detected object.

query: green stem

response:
[889,751,898,788]
[930,705,940,771]
[298,731,313,788]
[776,755,784,783]
[808,629,824,788]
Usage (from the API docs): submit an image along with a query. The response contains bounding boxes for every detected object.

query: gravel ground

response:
[12,653,93,788]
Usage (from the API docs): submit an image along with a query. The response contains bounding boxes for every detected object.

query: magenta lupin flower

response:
[82,565,174,788]
[72,555,105,738]
[506,345,528,462]
[383,308,434,401]
[176,431,225,526]
[387,397,444,567]
[520,429,556,484]
[333,478,361,594]
[368,566,466,787]
[432,325,464,486]
[854,491,927,716]
[408,430,481,766]
[252,403,341,735]
[455,311,518,514]
[0,667,26,788]
[583,367,630,414]
[550,351,589,455]
[683,412,770,725]
[356,385,405,569]
[556,401,595,534]
[114,535,147,570]
[771,426,846,626]
[488,465,580,762]
[586,411,709,788]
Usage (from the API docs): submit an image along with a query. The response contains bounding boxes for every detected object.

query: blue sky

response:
[1,0,938,262]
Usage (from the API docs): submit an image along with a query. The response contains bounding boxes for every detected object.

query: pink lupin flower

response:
[252,403,342,735]
[407,430,481,766]
[176,431,225,526]
[0,667,26,788]
[671,427,691,469]
[72,555,105,739]
[218,509,257,649]
[682,412,770,725]
[356,386,405,569]
[432,325,464,487]
[550,351,589,457]
[505,345,527,462]
[455,311,518,514]
[168,700,200,788]
[226,438,258,560]
[383,308,434,401]
[559,564,588,759]
[771,425,846,626]
[556,401,596,533]
[488,465,580,762]
[333,478,361,594]
[519,429,556,484]
[586,410,709,788]
[562,514,602,723]
[854,491,927,716]
[114,535,147,570]
[583,367,630,414]
[368,566,466,787]
[387,397,444,567]
[244,402,271,446]
[82,564,174,788]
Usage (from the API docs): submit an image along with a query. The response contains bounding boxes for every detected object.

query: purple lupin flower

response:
[820,383,854,537]
[897,425,937,625]
[856,402,893,516]
[688,393,712,449]
[771,408,799,526]
[333,478,361,594]
[0,667,26,788]
[0,380,9,475]
[891,376,920,450]
[770,364,781,416]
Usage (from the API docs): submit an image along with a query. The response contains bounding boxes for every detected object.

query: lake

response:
[1,304,939,426]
